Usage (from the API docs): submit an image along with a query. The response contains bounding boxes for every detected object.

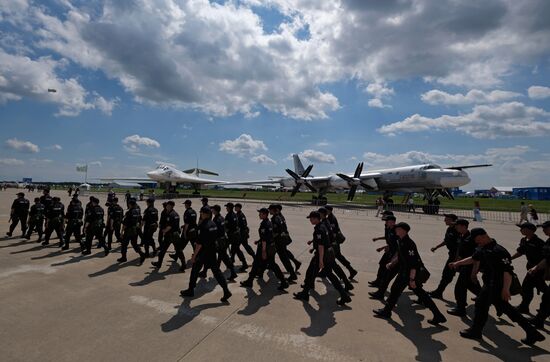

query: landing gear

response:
[311,195,327,206]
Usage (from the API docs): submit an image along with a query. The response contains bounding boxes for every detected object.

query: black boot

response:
[220,290,232,303]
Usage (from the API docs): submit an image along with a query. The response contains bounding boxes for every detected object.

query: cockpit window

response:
[423,164,441,170]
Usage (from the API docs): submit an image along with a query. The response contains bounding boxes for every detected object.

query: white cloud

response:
[421,89,521,105]
[251,154,277,165]
[528,86,550,100]
[122,134,161,154]
[315,141,330,147]
[366,82,394,108]
[299,149,336,164]
[46,144,62,151]
[0,49,116,116]
[378,102,550,138]
[368,98,390,108]
[93,94,119,116]
[5,138,39,153]
[89,161,102,167]
[0,158,24,166]
[219,134,267,156]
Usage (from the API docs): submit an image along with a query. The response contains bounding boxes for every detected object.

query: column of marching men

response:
[6,189,549,347]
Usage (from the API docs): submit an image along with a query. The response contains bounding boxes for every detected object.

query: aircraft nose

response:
[440,171,470,188]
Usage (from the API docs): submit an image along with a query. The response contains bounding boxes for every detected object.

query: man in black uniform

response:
[25,197,44,242]
[39,188,53,230]
[141,198,158,257]
[157,202,168,250]
[201,197,209,208]
[429,213,459,299]
[152,201,185,272]
[451,228,545,345]
[118,198,146,264]
[369,215,400,300]
[7,192,30,237]
[511,222,546,314]
[235,203,256,260]
[180,206,232,303]
[269,204,298,282]
[240,208,289,291]
[275,204,301,271]
[326,205,358,279]
[447,219,481,316]
[370,211,396,287]
[319,208,354,291]
[177,199,198,259]
[374,222,446,325]
[63,196,84,250]
[83,197,109,255]
[206,205,237,280]
[528,221,550,329]
[105,197,124,250]
[42,196,65,247]
[293,211,352,305]
[225,203,248,270]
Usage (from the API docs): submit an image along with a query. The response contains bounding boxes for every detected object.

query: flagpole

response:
[85,163,88,184]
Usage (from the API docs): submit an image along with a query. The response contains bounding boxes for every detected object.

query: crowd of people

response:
[5,189,549,347]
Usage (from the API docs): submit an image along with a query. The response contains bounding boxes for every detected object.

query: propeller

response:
[336,162,373,201]
[286,165,316,196]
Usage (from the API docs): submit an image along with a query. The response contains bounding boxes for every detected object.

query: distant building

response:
[490,186,514,196]
[513,187,550,201]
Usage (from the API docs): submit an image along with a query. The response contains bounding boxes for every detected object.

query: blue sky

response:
[1,0,550,189]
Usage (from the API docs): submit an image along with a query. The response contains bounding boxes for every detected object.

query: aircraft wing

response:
[220,179,283,186]
[98,177,154,182]
[447,164,492,170]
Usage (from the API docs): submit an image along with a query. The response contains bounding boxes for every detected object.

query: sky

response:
[1,0,550,189]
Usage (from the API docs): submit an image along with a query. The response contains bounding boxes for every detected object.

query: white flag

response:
[76,165,88,172]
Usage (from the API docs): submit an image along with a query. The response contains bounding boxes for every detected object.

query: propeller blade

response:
[354,162,363,178]
[302,164,314,178]
[360,182,374,190]
[290,184,300,197]
[304,182,317,193]
[348,185,357,201]
[286,169,300,180]
[336,173,354,183]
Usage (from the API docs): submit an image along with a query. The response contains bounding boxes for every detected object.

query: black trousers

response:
[106,221,122,248]
[217,247,236,274]
[64,221,82,246]
[534,284,550,322]
[375,251,394,282]
[157,233,184,265]
[25,218,43,240]
[333,243,354,272]
[471,284,539,336]
[385,273,442,317]
[376,266,399,294]
[188,253,228,291]
[121,231,144,258]
[229,233,247,266]
[302,253,346,297]
[141,224,157,254]
[45,219,64,244]
[519,270,547,309]
[454,266,481,309]
[434,253,456,293]
[239,236,256,257]
[85,225,106,252]
[245,245,286,283]
[9,213,28,235]
[275,239,297,277]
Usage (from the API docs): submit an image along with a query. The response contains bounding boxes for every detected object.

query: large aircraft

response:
[100,164,223,193]
[237,154,490,202]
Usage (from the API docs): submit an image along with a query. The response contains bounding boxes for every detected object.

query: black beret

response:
[325,205,333,211]
[166,200,175,206]
[318,207,328,214]
[183,199,192,205]
[224,202,234,208]
[307,211,321,219]
[470,228,487,239]
[200,206,212,214]
[257,207,269,214]
[455,219,469,227]
[235,203,242,208]
[518,222,537,231]
[212,205,221,212]
[444,213,458,221]
[385,215,396,222]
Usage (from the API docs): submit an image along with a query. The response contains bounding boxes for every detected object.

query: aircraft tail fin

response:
[293,154,306,176]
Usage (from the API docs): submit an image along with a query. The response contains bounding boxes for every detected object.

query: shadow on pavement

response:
[88,257,143,277]
[161,297,225,333]
[129,262,182,287]
[0,239,35,249]
[51,250,106,266]
[238,276,288,316]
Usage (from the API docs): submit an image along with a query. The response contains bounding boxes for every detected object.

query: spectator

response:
[375,197,385,217]
[473,201,483,222]
[519,202,529,224]
[529,205,539,225]
[407,197,415,213]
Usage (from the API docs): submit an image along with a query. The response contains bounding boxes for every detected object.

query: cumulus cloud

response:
[528,86,550,99]
[0,157,24,166]
[368,98,390,108]
[219,134,267,156]
[122,134,160,154]
[251,154,277,165]
[89,161,102,167]
[378,102,550,138]
[365,82,394,108]
[0,49,117,116]
[421,89,521,105]
[299,149,336,164]
[5,138,39,153]
[46,144,62,151]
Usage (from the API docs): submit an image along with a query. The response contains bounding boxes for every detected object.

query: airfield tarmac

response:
[0,190,548,362]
